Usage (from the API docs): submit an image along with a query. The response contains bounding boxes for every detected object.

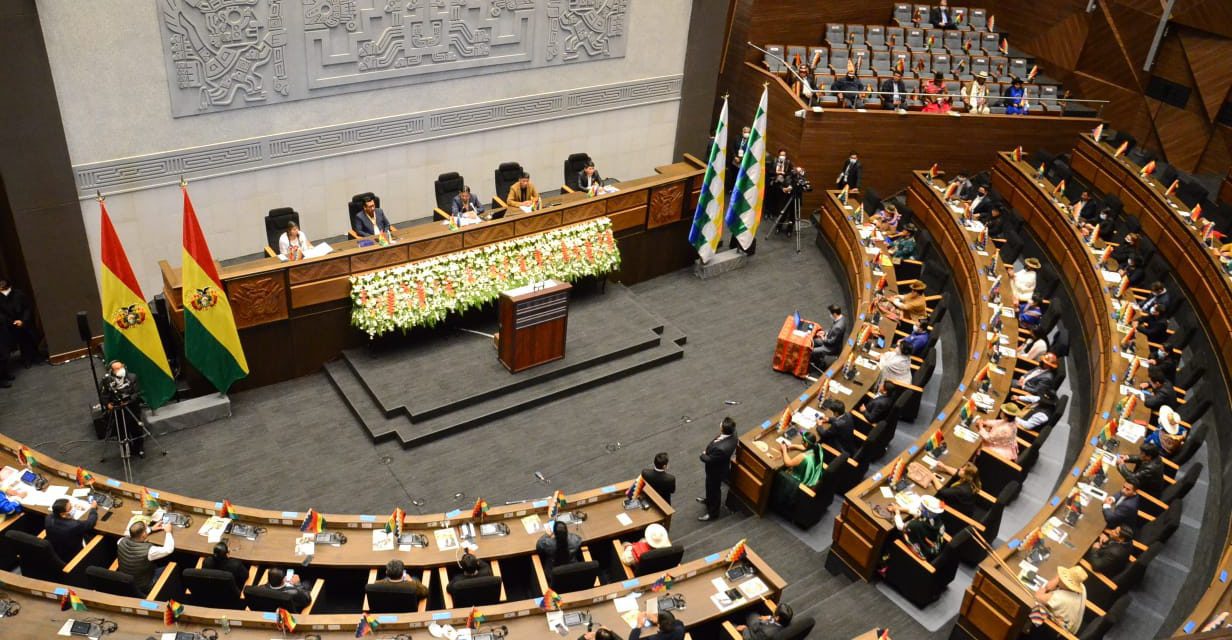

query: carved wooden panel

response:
[514,210,563,236]
[226,274,288,328]
[605,191,646,214]
[563,201,607,224]
[462,222,515,248]
[288,256,350,285]
[407,234,465,260]
[647,183,686,229]
[350,245,410,273]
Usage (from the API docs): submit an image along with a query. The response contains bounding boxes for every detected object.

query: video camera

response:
[784,167,813,196]
[99,373,137,405]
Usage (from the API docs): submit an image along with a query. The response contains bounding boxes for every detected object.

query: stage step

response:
[324,360,403,436]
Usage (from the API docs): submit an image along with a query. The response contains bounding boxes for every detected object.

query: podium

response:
[772,315,820,378]
[498,280,572,373]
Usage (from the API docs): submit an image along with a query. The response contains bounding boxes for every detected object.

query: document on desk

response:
[521,514,542,534]
[294,534,314,557]
[198,516,229,543]
[615,512,633,526]
[613,592,641,613]
[738,576,769,599]
[434,527,460,551]
[304,242,333,259]
[372,529,395,552]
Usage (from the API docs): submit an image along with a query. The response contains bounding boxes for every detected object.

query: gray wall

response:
[37,0,691,297]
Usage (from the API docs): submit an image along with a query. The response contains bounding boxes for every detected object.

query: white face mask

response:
[114,368,126,378]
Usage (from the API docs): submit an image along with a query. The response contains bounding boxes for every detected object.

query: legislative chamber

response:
[0,1,1229,639]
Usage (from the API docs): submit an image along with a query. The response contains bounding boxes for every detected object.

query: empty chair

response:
[1137,499,1182,547]
[1171,422,1207,466]
[1077,593,1130,640]
[886,27,906,49]
[951,6,970,29]
[872,50,892,73]
[969,8,987,30]
[243,584,304,613]
[763,44,787,73]
[263,207,299,256]
[910,50,931,75]
[492,162,524,207]
[847,24,867,48]
[434,172,465,213]
[932,53,952,77]
[902,78,923,108]
[825,23,846,48]
[85,566,143,598]
[893,3,914,27]
[1160,462,1202,505]
[906,28,926,51]
[913,4,930,24]
[981,32,1000,54]
[1176,178,1208,208]
[631,544,685,577]
[550,561,601,593]
[867,25,887,50]
[883,528,973,607]
[926,29,945,51]
[1086,542,1161,609]
[5,530,73,583]
[447,575,503,607]
[1180,398,1210,426]
[813,74,839,106]
[807,46,828,71]
[962,30,983,54]
[951,480,1018,565]
[364,581,425,613]
[851,49,872,72]
[944,30,963,53]
[563,152,592,191]
[1008,57,1028,80]
[829,49,850,75]
[182,567,245,609]
[785,46,807,69]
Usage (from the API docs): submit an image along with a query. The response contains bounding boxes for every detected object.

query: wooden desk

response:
[829,172,1019,582]
[728,191,897,516]
[159,159,705,391]
[0,546,785,638]
[0,434,671,571]
[954,153,1161,640]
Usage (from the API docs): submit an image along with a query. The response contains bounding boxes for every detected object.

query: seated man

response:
[353,195,391,237]
[640,452,676,505]
[378,559,429,597]
[450,186,485,220]
[1116,442,1165,495]
[879,71,908,111]
[1084,525,1134,576]
[117,520,174,594]
[888,281,928,323]
[967,184,995,216]
[630,611,685,640]
[577,161,604,193]
[1015,391,1056,433]
[265,567,311,612]
[1102,480,1140,529]
[811,304,847,363]
[965,72,991,115]
[1014,352,1059,399]
[832,70,864,109]
[447,552,493,597]
[902,320,931,356]
[506,172,541,209]
[930,0,957,29]
[45,497,99,565]
[735,602,795,640]
[1140,370,1177,412]
[1136,305,1169,344]
[1136,281,1170,316]
[817,399,861,456]
[857,382,894,424]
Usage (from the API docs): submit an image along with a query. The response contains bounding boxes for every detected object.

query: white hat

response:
[1158,405,1181,434]
[921,495,945,515]
[645,523,671,549]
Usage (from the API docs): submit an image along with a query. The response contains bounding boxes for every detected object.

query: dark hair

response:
[849,150,858,157]
[1036,390,1057,406]
[129,522,148,538]
[933,71,944,82]
[285,221,299,231]
[776,602,795,625]
[824,399,846,414]
[269,567,286,586]
[460,552,480,575]
[553,521,572,567]
[898,340,911,355]
[212,542,230,565]
[653,452,669,469]
[828,304,842,315]
[1148,369,1166,384]
[1116,525,1134,540]
[460,186,471,194]
[519,172,531,180]
[594,630,621,640]
[362,195,375,205]
[584,161,596,169]
[777,148,787,154]
[1149,281,1164,292]
[1140,442,1160,459]
[656,611,677,629]
[385,559,405,580]
[52,498,70,516]
[720,417,736,435]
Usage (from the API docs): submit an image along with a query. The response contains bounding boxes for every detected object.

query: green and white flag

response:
[688,97,728,262]
[724,87,768,250]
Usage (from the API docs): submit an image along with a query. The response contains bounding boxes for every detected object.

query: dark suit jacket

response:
[1138,316,1169,344]
[1017,368,1056,395]
[450,194,485,216]
[44,511,98,564]
[742,619,788,640]
[1143,385,1176,411]
[859,393,894,424]
[929,6,954,27]
[1085,540,1133,576]
[815,315,848,354]
[769,156,793,187]
[1102,491,1140,528]
[0,288,33,326]
[1118,456,1165,495]
[353,208,391,237]
[700,435,737,475]
[836,159,861,188]
[268,581,312,611]
[1140,290,1170,316]
[576,170,605,191]
[202,556,249,588]
[879,78,907,105]
[820,413,861,457]
[969,194,995,215]
[1148,356,1177,382]
[640,468,676,504]
[630,621,685,640]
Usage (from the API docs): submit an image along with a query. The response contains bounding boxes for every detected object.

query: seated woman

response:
[1018,294,1044,329]
[1003,78,1027,115]
[976,402,1022,462]
[877,339,915,386]
[931,461,981,515]
[921,72,950,113]
[769,431,824,513]
[872,203,901,234]
[1144,405,1187,459]
[1017,326,1049,361]
[889,495,946,562]
[278,222,312,260]
[535,521,582,573]
[889,223,918,260]
[885,281,929,323]
[619,523,672,568]
[202,541,249,588]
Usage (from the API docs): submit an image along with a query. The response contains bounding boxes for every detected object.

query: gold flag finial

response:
[722,92,730,100]
[95,190,104,203]
[179,175,187,188]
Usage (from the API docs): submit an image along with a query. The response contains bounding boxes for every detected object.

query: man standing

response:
[697,418,737,522]
[0,277,37,374]
[880,70,908,111]
[640,453,676,505]
[101,360,145,457]
[45,498,99,563]
[836,151,861,190]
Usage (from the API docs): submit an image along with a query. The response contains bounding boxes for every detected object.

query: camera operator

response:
[100,360,145,458]
[775,166,813,233]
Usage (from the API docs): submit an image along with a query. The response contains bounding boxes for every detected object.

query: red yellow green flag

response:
[277,607,297,633]
[181,187,249,393]
[164,598,184,625]
[100,201,175,408]
[76,467,94,488]
[60,589,87,612]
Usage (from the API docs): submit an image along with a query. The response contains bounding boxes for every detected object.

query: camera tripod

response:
[766,187,811,253]
[99,398,166,483]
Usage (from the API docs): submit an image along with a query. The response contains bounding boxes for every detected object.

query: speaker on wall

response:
[1146,75,1191,109]
[76,310,92,343]
[1217,100,1232,127]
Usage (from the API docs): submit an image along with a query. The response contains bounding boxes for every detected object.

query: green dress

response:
[769,449,823,514]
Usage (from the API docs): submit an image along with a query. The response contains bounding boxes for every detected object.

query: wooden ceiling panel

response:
[1076,8,1141,90]
[1153,104,1212,171]
[1178,28,1232,122]
[1021,10,1090,73]
[1196,126,1232,175]
[1171,0,1232,40]
[1069,72,1153,141]
[1102,3,1160,89]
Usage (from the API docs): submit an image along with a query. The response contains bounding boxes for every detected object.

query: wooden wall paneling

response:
[1198,127,1232,177]
[1074,5,1144,91]
[350,244,410,272]
[407,234,465,261]
[288,255,350,285]
[609,221,693,285]
[563,200,607,224]
[1154,105,1213,171]
[1170,0,1232,40]
[1016,10,1090,73]
[647,183,687,229]
[513,210,563,235]
[290,305,360,379]
[1177,29,1232,122]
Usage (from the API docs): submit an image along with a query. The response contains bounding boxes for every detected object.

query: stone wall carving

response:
[158,0,631,117]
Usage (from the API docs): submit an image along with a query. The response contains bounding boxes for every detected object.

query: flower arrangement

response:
[349,218,620,337]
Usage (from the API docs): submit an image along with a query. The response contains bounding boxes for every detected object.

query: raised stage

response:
[325,283,687,448]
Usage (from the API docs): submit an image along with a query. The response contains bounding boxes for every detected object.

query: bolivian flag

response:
[100,202,175,408]
[181,187,248,393]
[60,589,87,611]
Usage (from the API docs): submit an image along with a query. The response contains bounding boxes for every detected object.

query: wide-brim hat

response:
[1025,258,1041,269]
[1057,565,1088,592]
[910,281,927,291]
[920,495,945,515]
[999,402,1022,417]
[977,71,990,79]
[645,523,671,549]
[1040,353,1059,368]
[1158,405,1181,434]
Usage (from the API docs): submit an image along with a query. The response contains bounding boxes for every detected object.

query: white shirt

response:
[879,351,913,385]
[1018,337,1048,361]
[279,231,310,258]
[1012,269,1037,302]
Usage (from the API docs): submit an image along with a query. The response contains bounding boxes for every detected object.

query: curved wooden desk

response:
[0,545,784,638]
[955,153,1165,640]
[829,170,1022,581]
[0,434,671,572]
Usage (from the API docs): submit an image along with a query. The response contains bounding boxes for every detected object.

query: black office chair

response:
[243,585,302,613]
[774,452,858,529]
[951,480,1017,565]
[264,207,299,257]
[549,561,601,593]
[347,192,380,236]
[1160,462,1202,505]
[1076,592,1130,639]
[364,582,423,613]
[1137,498,1182,547]
[632,545,685,577]
[183,567,245,609]
[563,153,592,191]
[445,575,503,607]
[882,528,972,607]
[1086,541,1161,610]
[493,162,524,207]
[1172,422,1207,466]
[5,530,69,582]
[85,566,143,598]
[434,172,465,214]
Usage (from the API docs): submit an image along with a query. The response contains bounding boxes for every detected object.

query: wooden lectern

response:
[497,280,571,373]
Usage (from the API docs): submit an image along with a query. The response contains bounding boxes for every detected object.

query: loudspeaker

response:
[76,311,92,343]
[1145,76,1190,109]
[1217,100,1232,127]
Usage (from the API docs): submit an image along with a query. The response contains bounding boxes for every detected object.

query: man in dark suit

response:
[697,418,737,521]
[1140,370,1176,412]
[640,452,676,505]
[879,70,908,110]
[812,304,847,364]
[576,162,604,192]
[857,382,895,424]
[1102,480,1140,529]
[1014,352,1058,397]
[767,149,794,221]
[446,552,495,598]
[967,184,995,216]
[1137,281,1170,316]
[836,151,861,189]
[450,187,485,219]
[0,277,37,372]
[818,399,861,457]
[1136,305,1170,344]
[378,559,428,596]
[930,0,956,28]
[353,195,391,237]
[1117,442,1165,495]
[202,541,249,588]
[735,603,795,640]
[264,566,311,612]
[630,611,685,640]
[1084,525,1134,576]
[44,498,99,563]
